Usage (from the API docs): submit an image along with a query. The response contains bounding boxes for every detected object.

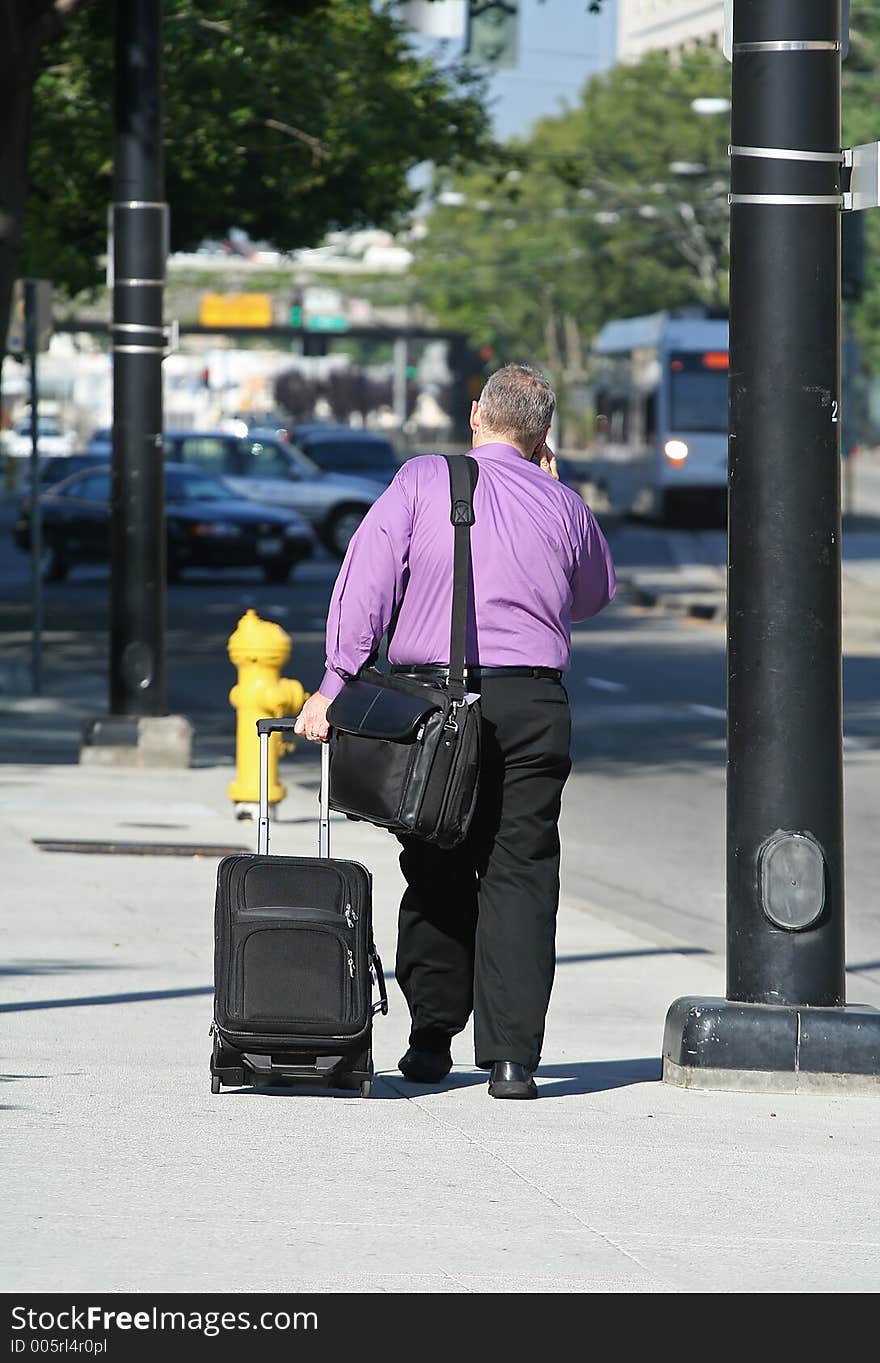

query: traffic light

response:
[302,332,328,357]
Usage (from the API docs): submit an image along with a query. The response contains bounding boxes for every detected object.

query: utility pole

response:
[81,0,191,767]
[110,0,166,717]
[664,0,880,1092]
[26,280,43,697]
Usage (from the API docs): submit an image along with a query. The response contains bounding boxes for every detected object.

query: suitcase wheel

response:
[360,1080,372,1098]
[211,1074,222,1095]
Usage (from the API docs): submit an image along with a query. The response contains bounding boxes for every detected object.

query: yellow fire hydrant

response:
[227,609,307,815]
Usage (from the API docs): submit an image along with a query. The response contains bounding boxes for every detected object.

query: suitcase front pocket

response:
[233,922,354,1031]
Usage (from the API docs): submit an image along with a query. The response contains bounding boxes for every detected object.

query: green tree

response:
[413,46,731,420]
[415,6,880,433]
[1,0,491,355]
[843,3,880,376]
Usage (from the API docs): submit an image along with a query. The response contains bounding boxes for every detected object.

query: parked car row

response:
[13,423,593,583]
[84,426,389,554]
[215,415,407,485]
[13,464,316,584]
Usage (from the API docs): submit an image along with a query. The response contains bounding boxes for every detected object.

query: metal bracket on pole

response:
[729,194,844,207]
[723,1,850,61]
[730,145,844,163]
[728,140,846,206]
[163,319,179,356]
[842,142,880,211]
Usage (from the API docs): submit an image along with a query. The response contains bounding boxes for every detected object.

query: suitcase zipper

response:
[347,948,355,979]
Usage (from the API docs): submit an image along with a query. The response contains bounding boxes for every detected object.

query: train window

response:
[670,370,728,432]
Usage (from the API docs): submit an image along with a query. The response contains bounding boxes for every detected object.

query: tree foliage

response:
[412,46,732,391]
[842,3,880,375]
[15,0,492,301]
[414,2,880,408]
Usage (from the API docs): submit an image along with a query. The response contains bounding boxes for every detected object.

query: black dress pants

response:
[395,675,572,1072]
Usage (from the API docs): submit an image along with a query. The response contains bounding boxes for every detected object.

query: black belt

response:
[390,664,562,682]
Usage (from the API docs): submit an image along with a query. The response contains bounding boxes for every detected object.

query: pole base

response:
[79,715,193,769]
[663,996,880,1094]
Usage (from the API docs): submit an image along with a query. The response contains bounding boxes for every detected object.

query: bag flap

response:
[327,678,441,741]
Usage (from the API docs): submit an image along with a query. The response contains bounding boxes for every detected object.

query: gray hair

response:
[477,363,556,451]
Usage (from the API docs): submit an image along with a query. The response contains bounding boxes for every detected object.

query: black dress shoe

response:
[488,1062,537,1099]
[398,1047,453,1083]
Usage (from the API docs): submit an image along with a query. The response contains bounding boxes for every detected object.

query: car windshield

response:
[249,432,321,476]
[303,439,398,472]
[166,471,234,502]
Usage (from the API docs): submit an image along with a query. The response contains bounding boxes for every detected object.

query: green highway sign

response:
[306,315,349,332]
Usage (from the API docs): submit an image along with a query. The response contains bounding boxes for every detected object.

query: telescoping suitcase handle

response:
[255,717,330,859]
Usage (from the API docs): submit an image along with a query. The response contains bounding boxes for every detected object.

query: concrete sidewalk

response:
[2,754,879,1294]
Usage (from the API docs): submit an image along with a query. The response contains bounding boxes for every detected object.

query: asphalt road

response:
[2,488,879,1005]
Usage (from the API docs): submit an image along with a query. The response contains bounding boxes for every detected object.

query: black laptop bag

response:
[211,721,387,1097]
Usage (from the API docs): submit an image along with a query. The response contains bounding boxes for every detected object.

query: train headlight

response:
[664,439,689,463]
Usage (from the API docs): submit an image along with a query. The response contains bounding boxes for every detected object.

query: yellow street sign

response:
[199,293,274,327]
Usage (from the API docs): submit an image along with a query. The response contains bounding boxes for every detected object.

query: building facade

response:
[618,1,724,61]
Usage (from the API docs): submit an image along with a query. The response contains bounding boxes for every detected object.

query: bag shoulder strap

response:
[444,454,479,702]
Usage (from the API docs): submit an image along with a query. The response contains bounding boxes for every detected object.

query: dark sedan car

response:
[13,463,316,583]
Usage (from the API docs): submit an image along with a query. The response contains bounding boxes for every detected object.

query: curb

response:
[622,577,726,623]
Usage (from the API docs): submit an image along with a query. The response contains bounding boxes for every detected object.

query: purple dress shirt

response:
[319,442,617,700]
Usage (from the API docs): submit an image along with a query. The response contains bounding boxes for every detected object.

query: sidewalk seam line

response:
[381,1074,673,1289]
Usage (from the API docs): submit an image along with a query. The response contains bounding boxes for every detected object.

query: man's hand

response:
[294,692,332,742]
[536,440,559,480]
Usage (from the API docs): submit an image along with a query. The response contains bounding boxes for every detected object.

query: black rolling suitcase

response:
[210,717,387,1097]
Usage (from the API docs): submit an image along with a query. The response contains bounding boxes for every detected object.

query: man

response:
[295,363,616,1098]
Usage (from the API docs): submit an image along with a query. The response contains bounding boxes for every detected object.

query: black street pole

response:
[110,0,166,717]
[26,279,43,697]
[728,0,844,1009]
[663,0,880,1092]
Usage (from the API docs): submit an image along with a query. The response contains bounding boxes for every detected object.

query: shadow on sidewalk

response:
[0,985,213,1012]
[378,1058,663,1099]
[219,1061,662,1102]
[534,1057,662,1096]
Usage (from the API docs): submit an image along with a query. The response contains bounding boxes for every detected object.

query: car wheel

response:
[261,559,293,584]
[324,505,367,557]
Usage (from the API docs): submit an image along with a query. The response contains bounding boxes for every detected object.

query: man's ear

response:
[470,400,480,435]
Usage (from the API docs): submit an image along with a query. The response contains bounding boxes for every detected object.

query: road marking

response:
[586,676,628,693]
[684,707,870,750]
